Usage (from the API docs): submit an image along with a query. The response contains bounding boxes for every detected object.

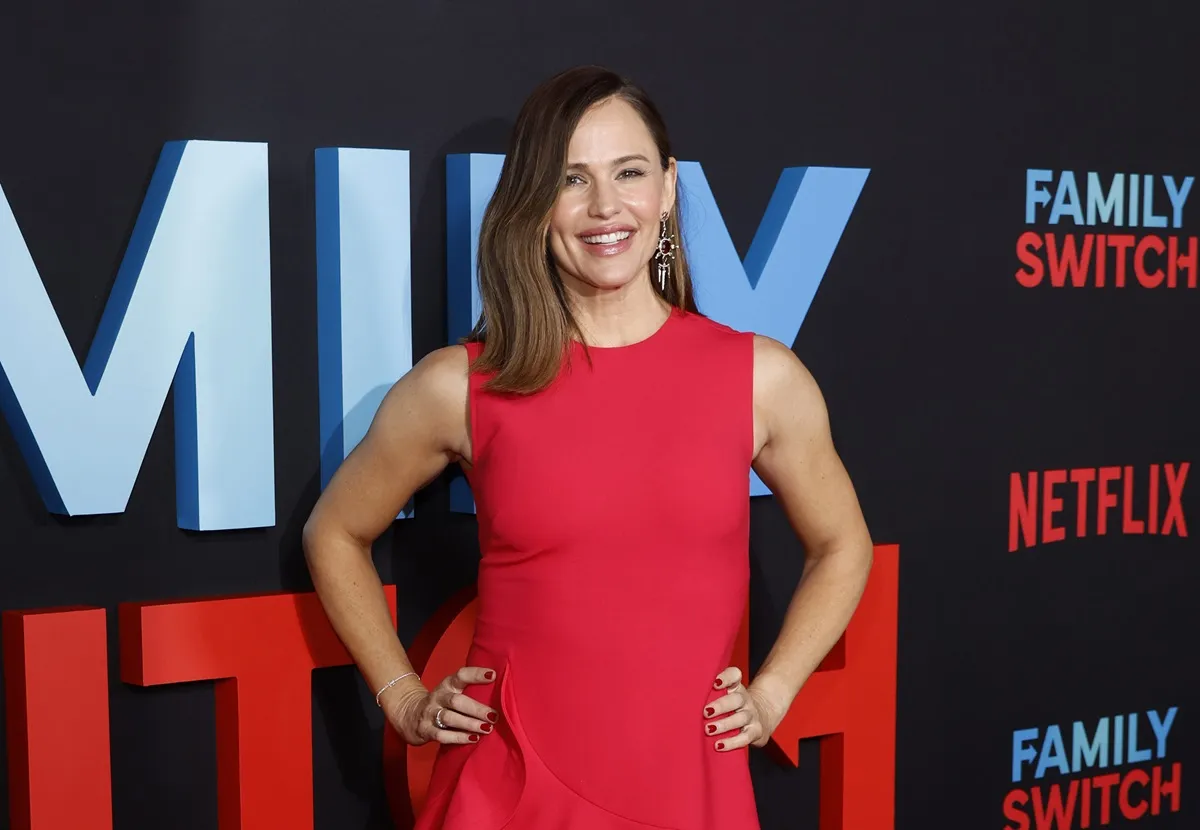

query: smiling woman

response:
[467,66,698,392]
[302,64,874,830]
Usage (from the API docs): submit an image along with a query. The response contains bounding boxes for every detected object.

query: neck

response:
[564,271,671,348]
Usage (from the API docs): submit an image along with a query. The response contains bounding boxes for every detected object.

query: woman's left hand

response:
[702,666,786,751]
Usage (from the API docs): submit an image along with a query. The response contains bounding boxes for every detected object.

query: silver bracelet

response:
[374,671,418,708]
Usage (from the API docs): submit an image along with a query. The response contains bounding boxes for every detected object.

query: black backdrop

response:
[1,1,1197,827]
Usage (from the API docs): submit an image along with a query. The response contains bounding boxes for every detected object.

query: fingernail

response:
[481,723,493,733]
[487,711,498,722]
[705,707,715,716]
[713,679,722,688]
[706,724,716,734]
[469,734,480,742]
[716,742,725,750]
[484,671,495,681]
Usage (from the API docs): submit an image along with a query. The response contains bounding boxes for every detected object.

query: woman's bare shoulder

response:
[387,344,470,420]
[412,343,471,391]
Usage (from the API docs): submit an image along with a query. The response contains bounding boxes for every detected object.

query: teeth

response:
[582,231,631,244]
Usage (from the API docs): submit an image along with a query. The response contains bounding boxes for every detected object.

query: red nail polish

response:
[706,724,716,734]
[484,671,495,680]
[705,707,715,716]
[469,734,480,742]
[716,742,725,750]
[713,679,722,688]
[481,723,493,733]
[487,712,498,722]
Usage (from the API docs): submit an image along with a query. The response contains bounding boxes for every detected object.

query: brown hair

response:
[466,65,699,394]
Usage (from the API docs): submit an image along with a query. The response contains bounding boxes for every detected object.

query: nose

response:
[588,177,620,219]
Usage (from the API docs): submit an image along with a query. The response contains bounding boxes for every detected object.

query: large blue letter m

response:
[0,140,274,530]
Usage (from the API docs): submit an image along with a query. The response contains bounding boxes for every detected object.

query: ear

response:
[661,157,678,216]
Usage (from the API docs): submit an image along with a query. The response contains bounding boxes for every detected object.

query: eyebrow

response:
[566,154,652,171]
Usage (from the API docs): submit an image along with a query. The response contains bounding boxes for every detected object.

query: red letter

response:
[3,607,112,830]
[760,545,899,830]
[1011,472,1039,551]
[1031,781,1079,830]
[1134,235,1166,288]
[119,588,397,830]
[1168,236,1198,288]
[1046,234,1094,288]
[1043,469,1067,543]
[1108,235,1135,287]
[1162,463,1189,537]
[1118,768,1149,820]
[1004,788,1032,830]
[1016,232,1045,287]
[1070,468,1096,539]
[1093,772,1120,825]
[394,548,901,830]
[1122,466,1145,534]
[385,585,480,824]
[1097,467,1121,535]
[1152,762,1182,814]
[1149,463,1161,534]
[1080,776,1092,828]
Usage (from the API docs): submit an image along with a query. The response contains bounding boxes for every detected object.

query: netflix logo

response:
[1009,463,1189,552]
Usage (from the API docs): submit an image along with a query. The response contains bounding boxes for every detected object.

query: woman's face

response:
[547,96,677,297]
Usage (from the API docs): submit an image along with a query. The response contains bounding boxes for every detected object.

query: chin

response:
[568,251,648,290]
[578,268,642,291]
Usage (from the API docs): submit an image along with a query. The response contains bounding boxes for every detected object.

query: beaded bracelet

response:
[374,671,418,708]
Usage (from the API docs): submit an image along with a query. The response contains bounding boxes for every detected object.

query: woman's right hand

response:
[386,667,500,746]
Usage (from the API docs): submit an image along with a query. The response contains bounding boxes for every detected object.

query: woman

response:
[303,65,874,828]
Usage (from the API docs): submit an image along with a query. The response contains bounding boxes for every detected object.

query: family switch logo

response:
[1004,707,1182,829]
[1016,170,1196,289]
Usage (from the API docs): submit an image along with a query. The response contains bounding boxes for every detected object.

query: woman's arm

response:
[302,345,471,715]
[747,335,874,723]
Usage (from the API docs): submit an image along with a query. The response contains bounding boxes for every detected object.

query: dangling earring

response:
[655,213,676,292]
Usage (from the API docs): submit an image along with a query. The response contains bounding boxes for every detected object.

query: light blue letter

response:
[1148,707,1177,758]
[315,147,413,518]
[442,157,868,504]
[1142,174,1168,229]
[1036,725,1070,779]
[1049,171,1084,225]
[1086,173,1124,226]
[678,162,869,495]
[1026,169,1054,223]
[1126,712,1152,763]
[0,140,273,530]
[1012,728,1039,783]
[446,154,502,515]
[1165,176,1194,229]
[1071,717,1109,772]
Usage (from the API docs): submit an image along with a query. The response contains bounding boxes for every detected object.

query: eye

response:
[618,168,647,180]
[564,173,584,187]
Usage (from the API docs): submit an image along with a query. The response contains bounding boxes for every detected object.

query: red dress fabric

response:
[414,307,761,829]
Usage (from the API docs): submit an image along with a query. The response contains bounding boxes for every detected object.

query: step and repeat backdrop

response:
[0,1,1195,828]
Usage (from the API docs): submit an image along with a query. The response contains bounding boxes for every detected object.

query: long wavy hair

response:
[466,65,699,394]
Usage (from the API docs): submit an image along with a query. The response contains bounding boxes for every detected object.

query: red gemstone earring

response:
[655,212,677,292]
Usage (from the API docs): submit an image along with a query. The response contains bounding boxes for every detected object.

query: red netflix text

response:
[1009,463,1189,552]
[3,545,900,830]
[1003,763,1182,830]
[1014,233,1198,288]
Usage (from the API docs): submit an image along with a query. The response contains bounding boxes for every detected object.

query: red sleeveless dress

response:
[414,307,761,829]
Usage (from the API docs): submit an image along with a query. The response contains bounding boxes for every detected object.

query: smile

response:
[581,230,632,244]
